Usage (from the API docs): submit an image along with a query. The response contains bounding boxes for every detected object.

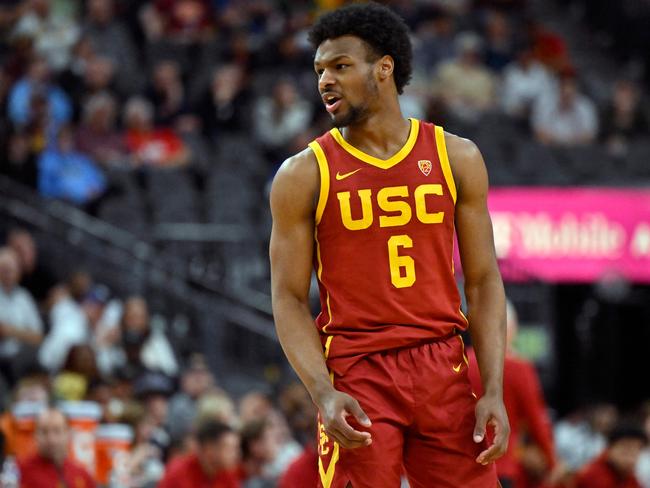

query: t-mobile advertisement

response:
[486,188,650,283]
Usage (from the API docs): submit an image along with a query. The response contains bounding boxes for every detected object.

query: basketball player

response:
[270,4,509,487]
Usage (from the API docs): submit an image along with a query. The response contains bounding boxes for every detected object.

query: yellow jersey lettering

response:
[319,423,330,456]
[377,186,412,228]
[414,184,444,224]
[337,189,373,230]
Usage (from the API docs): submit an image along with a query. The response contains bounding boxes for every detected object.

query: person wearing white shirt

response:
[0,247,43,384]
[501,44,555,120]
[532,69,598,146]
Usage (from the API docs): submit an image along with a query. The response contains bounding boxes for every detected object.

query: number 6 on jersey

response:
[388,235,416,288]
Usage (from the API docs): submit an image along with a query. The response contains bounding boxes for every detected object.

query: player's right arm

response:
[269,148,372,450]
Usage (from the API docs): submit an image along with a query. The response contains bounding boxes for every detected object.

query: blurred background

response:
[0,0,649,487]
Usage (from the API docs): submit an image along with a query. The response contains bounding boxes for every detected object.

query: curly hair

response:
[308,2,413,94]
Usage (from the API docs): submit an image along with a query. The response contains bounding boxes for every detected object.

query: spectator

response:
[82,0,142,94]
[98,296,179,377]
[483,10,516,72]
[197,64,252,140]
[123,97,191,167]
[468,300,557,488]
[0,247,43,386]
[601,79,649,157]
[238,418,278,488]
[10,0,80,72]
[7,56,72,128]
[146,59,190,126]
[575,423,646,488]
[141,0,215,45]
[53,344,100,401]
[1,130,38,188]
[167,353,216,442]
[239,391,273,425]
[412,6,456,75]
[253,78,312,163]
[555,403,619,471]
[158,420,241,488]
[501,42,556,121]
[37,124,107,207]
[433,32,498,123]
[532,68,598,146]
[195,389,239,428]
[39,271,92,373]
[75,93,127,167]
[18,407,95,487]
[6,228,58,305]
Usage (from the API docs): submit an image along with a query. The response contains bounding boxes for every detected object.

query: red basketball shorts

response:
[317,335,498,488]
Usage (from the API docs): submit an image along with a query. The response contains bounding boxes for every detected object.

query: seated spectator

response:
[0,247,43,386]
[141,0,215,45]
[600,78,649,157]
[501,42,555,121]
[158,420,241,488]
[239,391,273,425]
[253,78,313,163]
[532,68,598,146]
[39,271,93,373]
[37,125,108,207]
[123,97,191,167]
[18,407,95,487]
[167,353,216,442]
[197,64,252,140]
[7,56,72,129]
[6,228,58,306]
[121,400,166,486]
[10,0,80,72]
[195,389,238,428]
[483,10,516,72]
[97,296,179,377]
[53,344,100,401]
[238,418,279,488]
[1,130,38,188]
[75,93,127,167]
[575,423,647,488]
[146,59,190,126]
[412,6,456,76]
[82,0,141,94]
[433,32,498,123]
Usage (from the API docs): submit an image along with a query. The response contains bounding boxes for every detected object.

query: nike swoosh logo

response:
[452,362,463,373]
[335,169,362,180]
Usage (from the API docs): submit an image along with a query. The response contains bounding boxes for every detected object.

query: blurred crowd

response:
[0,0,648,214]
[1,0,650,487]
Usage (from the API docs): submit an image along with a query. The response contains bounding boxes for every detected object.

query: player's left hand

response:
[473,393,510,465]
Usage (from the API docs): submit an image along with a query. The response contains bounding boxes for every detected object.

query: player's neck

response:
[339,104,411,159]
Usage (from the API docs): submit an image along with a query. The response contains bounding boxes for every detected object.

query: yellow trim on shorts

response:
[318,442,340,488]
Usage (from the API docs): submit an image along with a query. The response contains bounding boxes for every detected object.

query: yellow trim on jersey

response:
[329,118,420,169]
[308,141,330,225]
[435,125,457,204]
[459,308,469,325]
[318,442,340,488]
[314,229,334,335]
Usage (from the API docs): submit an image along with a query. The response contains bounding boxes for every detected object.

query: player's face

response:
[314,36,379,128]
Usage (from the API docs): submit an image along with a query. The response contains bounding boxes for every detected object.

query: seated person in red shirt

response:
[158,419,241,488]
[575,423,646,488]
[18,407,95,488]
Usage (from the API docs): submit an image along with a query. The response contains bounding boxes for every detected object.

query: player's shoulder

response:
[270,146,320,212]
[441,130,481,163]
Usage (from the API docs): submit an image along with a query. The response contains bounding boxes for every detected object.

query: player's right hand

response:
[316,389,372,449]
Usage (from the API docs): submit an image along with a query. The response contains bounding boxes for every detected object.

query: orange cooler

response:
[60,401,102,474]
[95,423,133,486]
[11,401,46,459]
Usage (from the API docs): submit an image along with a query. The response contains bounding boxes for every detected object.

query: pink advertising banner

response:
[485,188,650,283]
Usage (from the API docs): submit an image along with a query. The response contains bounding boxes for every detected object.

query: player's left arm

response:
[447,132,510,465]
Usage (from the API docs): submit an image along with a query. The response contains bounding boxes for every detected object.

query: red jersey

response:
[309,119,466,374]
[158,454,241,488]
[18,453,96,488]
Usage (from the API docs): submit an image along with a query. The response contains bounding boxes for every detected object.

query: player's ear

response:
[376,55,394,82]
